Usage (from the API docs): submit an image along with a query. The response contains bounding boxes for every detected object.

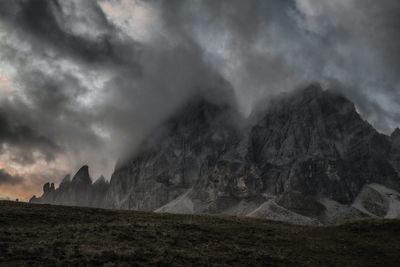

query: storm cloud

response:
[0,169,23,185]
[0,110,58,162]
[0,0,399,199]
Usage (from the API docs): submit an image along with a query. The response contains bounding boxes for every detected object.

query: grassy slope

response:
[0,201,399,266]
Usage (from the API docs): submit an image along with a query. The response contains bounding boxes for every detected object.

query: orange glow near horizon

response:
[0,185,39,202]
[0,161,17,175]
[0,161,31,201]
[0,156,70,202]
[0,73,11,91]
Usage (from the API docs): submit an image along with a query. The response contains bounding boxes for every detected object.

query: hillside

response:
[1,201,400,266]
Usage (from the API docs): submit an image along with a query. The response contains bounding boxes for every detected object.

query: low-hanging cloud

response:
[0,0,399,199]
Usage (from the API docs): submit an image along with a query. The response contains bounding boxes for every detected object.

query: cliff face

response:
[31,85,400,224]
[249,86,398,204]
[105,99,248,212]
[390,128,400,173]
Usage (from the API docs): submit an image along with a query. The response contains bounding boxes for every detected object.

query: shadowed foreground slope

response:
[1,201,400,266]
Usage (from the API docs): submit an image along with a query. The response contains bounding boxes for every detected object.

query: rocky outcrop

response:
[247,199,321,225]
[390,128,400,173]
[352,184,400,218]
[249,85,398,204]
[392,128,400,143]
[276,191,326,219]
[105,98,249,212]
[31,166,110,208]
[31,85,400,224]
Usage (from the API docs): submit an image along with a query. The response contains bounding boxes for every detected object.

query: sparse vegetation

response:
[1,201,400,266]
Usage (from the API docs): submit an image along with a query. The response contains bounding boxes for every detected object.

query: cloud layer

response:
[0,169,23,186]
[0,0,399,199]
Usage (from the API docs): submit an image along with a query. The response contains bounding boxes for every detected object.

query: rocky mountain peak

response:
[250,86,398,204]
[60,174,71,183]
[43,182,55,194]
[392,128,400,141]
[295,85,356,116]
[71,165,92,185]
[117,95,241,167]
[300,83,324,99]
[251,87,362,165]
[167,98,230,136]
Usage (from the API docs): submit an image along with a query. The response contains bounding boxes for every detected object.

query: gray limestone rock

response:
[390,128,400,173]
[106,98,247,212]
[31,166,110,208]
[249,85,398,204]
[352,184,400,218]
[30,85,400,224]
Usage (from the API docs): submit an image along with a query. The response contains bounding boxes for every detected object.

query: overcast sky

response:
[0,0,399,200]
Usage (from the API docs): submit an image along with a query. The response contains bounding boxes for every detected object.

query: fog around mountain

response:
[0,0,399,200]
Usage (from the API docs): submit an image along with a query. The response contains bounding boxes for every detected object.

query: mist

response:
[0,0,399,199]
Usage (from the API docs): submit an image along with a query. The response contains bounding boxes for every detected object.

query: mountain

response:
[31,166,110,208]
[105,98,247,212]
[250,85,398,203]
[31,85,400,224]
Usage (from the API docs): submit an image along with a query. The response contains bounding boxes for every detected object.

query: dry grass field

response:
[1,201,400,266]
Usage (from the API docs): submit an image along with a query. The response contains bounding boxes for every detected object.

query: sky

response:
[0,0,399,200]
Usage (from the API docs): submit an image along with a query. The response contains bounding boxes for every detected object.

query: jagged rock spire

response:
[71,165,92,184]
[391,128,400,140]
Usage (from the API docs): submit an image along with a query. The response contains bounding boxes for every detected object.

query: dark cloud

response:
[0,110,60,164]
[174,0,400,131]
[0,0,231,180]
[0,169,24,185]
[289,0,400,133]
[0,0,399,192]
[0,0,136,67]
